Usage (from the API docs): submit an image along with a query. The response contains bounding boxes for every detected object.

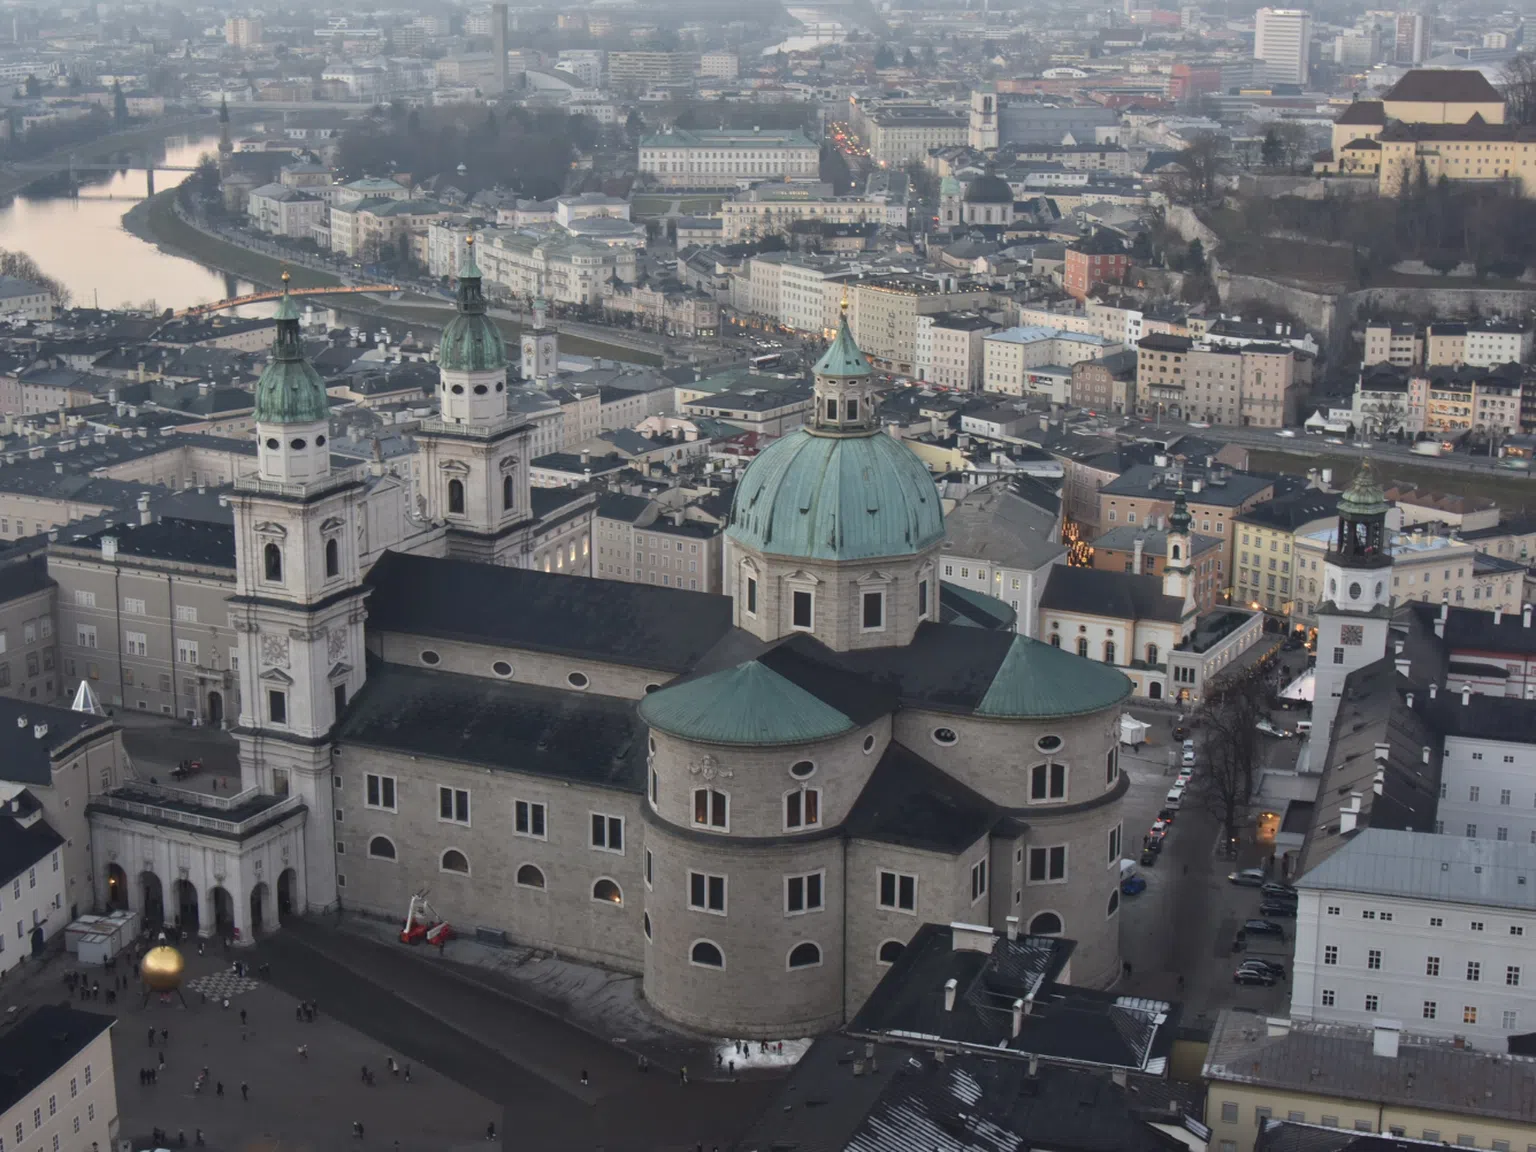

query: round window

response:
[1349,582,1363,600]
[932,727,958,746]
[568,671,590,689]
[265,437,279,450]
[290,438,306,450]
[450,384,464,395]
[1036,734,1063,753]
[492,661,513,677]
[420,650,441,666]
[473,384,488,395]
[862,734,876,754]
[790,760,815,779]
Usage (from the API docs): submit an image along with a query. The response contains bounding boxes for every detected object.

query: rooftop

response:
[0,1006,113,1118]
[0,695,115,787]
[1382,68,1504,105]
[1300,827,1536,910]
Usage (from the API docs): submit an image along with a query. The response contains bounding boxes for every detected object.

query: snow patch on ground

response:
[712,1037,812,1070]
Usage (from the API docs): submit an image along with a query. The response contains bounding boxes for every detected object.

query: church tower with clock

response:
[1310,462,1394,772]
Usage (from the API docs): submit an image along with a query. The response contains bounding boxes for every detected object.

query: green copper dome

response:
[438,238,507,374]
[814,312,872,378]
[253,278,329,425]
[1339,459,1388,518]
[976,634,1133,719]
[728,427,944,561]
[639,660,855,747]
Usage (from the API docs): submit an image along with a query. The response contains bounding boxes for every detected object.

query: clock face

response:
[1349,582,1363,601]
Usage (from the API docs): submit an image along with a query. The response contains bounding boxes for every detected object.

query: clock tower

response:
[1309,461,1394,772]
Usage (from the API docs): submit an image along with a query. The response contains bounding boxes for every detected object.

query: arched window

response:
[1107,889,1120,916]
[502,474,514,511]
[877,939,904,965]
[440,849,470,874]
[592,878,623,905]
[690,940,724,968]
[515,864,545,889]
[1029,911,1063,936]
[1171,543,1181,560]
[263,542,282,583]
[1103,640,1116,664]
[325,538,339,578]
[1049,633,1060,647]
[448,478,465,515]
[787,942,822,969]
[1076,637,1089,658]
[1146,643,1158,666]
[367,836,396,860]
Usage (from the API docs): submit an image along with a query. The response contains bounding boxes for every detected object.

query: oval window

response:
[862,734,876,754]
[316,434,327,446]
[1036,734,1063,753]
[290,438,306,450]
[643,912,652,940]
[644,683,661,693]
[932,727,958,746]
[420,650,441,666]
[1349,582,1363,600]
[568,671,590,689]
[492,661,513,677]
[648,736,656,753]
[265,437,279,450]
[450,384,465,395]
[473,384,488,395]
[790,760,815,779]
[495,382,504,392]
[1375,582,1384,598]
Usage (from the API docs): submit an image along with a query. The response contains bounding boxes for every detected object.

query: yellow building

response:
[1205,1011,1536,1152]
[1380,68,1506,127]
[1376,117,1536,195]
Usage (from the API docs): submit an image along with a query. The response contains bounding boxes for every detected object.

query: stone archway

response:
[249,883,270,937]
[277,868,297,922]
[173,878,198,933]
[211,887,235,938]
[140,872,165,927]
[1149,681,1163,700]
[106,864,129,912]
[207,691,224,727]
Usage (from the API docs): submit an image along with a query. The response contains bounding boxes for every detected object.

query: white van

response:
[1295,720,1312,735]
[1164,786,1185,810]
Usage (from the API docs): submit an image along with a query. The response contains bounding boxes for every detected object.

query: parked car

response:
[1243,919,1288,940]
[1121,874,1147,895]
[1181,748,1197,767]
[1261,882,1297,900]
[1173,726,1188,740]
[1256,719,1292,738]
[1233,966,1278,986]
[1238,959,1287,980]
[1158,807,1177,824]
[1140,847,1160,866]
[1259,901,1297,919]
[1228,869,1267,887]
[1182,738,1195,752]
[1176,770,1193,788]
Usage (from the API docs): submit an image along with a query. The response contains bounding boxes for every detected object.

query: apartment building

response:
[328,197,450,260]
[778,258,844,334]
[699,51,739,80]
[0,555,58,702]
[915,312,995,391]
[1433,692,1536,847]
[1062,234,1130,301]
[478,227,637,306]
[1254,7,1313,84]
[1069,350,1137,415]
[1092,525,1223,614]
[1240,344,1308,428]
[1363,321,1422,367]
[863,108,968,167]
[1133,335,1306,427]
[1234,488,1338,619]
[607,51,693,92]
[1099,465,1273,576]
[247,183,326,239]
[638,128,819,188]
[591,492,724,593]
[719,183,906,241]
[0,1006,118,1151]
[851,277,992,376]
[983,326,1122,394]
[1405,364,1525,434]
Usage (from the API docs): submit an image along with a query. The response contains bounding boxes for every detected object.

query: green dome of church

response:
[1338,459,1388,518]
[253,277,329,425]
[438,237,507,374]
[814,313,873,378]
[727,427,944,562]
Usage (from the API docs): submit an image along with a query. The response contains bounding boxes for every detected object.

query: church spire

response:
[810,294,879,435]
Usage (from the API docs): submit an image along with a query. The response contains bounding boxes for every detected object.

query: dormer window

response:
[826,398,838,421]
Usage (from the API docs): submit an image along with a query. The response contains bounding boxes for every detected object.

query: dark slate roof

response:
[0,555,53,604]
[1406,600,1536,658]
[364,551,735,675]
[849,923,1178,1073]
[846,741,1001,853]
[0,1006,114,1117]
[63,517,236,569]
[1238,488,1340,531]
[1038,564,1186,623]
[1100,464,1271,507]
[337,662,646,792]
[0,696,115,786]
[0,800,63,886]
[1383,68,1503,104]
[1427,692,1536,742]
[1334,99,1385,125]
[594,492,653,523]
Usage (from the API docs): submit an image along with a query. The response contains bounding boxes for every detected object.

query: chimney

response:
[138,493,152,526]
[1440,601,1450,622]
[1012,998,1025,1037]
[950,922,997,953]
[14,716,24,728]
[1265,1017,1291,1038]
[1005,915,1019,942]
[1495,607,1504,625]
[1395,658,1410,677]
[1372,1020,1402,1058]
[1429,682,1438,700]
[1422,745,1431,764]
[943,978,958,1012]
[1339,793,1362,833]
[32,724,47,740]
[1525,604,1533,628]
[1132,536,1144,573]
[101,536,117,562]
[1462,684,1472,706]
[1027,1054,1039,1078]
[1405,692,1414,709]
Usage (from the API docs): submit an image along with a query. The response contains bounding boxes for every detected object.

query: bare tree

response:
[1193,661,1271,850]
[1161,132,1226,206]
[1502,54,1536,126]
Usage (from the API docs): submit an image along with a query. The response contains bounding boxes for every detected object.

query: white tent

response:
[70,679,106,716]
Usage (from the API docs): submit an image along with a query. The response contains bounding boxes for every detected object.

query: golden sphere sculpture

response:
[141,945,185,992]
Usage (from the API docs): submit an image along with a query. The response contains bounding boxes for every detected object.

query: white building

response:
[779,259,842,334]
[1464,322,1534,368]
[478,227,637,305]
[1433,691,1536,844]
[699,52,739,80]
[916,312,995,391]
[638,128,819,188]
[982,327,1123,395]
[1292,828,1536,1043]
[0,1006,118,1151]
[246,184,327,238]
[0,275,55,321]
[941,480,1065,637]
[0,792,66,973]
[1254,7,1313,85]
[556,49,604,88]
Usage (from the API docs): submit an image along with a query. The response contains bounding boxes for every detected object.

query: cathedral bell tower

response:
[1309,461,1394,772]
[519,296,558,387]
[1161,486,1196,615]
[228,273,370,914]
[415,235,535,565]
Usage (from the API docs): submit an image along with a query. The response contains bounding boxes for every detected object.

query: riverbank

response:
[126,189,664,365]
[0,113,236,202]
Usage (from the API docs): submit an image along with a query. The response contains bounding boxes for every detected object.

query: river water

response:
[0,133,268,314]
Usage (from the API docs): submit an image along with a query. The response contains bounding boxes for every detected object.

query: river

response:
[0,133,272,315]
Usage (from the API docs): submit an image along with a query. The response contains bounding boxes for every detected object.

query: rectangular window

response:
[76,625,97,649]
[123,597,146,615]
[1465,1005,1479,1024]
[878,869,917,912]
[785,871,824,914]
[1324,945,1338,965]
[1424,1001,1437,1019]
[693,788,729,830]
[267,689,287,725]
[590,813,624,853]
[784,787,820,830]
[1368,949,1381,970]
[175,605,198,623]
[970,859,988,902]
[1108,823,1121,863]
[861,590,884,630]
[1321,988,1335,1005]
[365,774,396,811]
[688,871,726,913]
[73,590,96,608]
[745,576,758,615]
[1427,956,1441,976]
[1365,994,1379,1012]
[918,580,928,616]
[1028,845,1067,882]
[1509,966,1522,986]
[1220,1102,1238,1124]
[514,800,546,838]
[1503,1010,1518,1030]
[1468,961,1482,982]
[438,787,470,825]
[791,589,813,630]
[124,631,147,657]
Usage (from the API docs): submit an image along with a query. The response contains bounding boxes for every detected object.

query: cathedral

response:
[89,242,1135,1037]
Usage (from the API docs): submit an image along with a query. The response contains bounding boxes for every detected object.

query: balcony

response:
[234,465,364,501]
[92,783,304,838]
